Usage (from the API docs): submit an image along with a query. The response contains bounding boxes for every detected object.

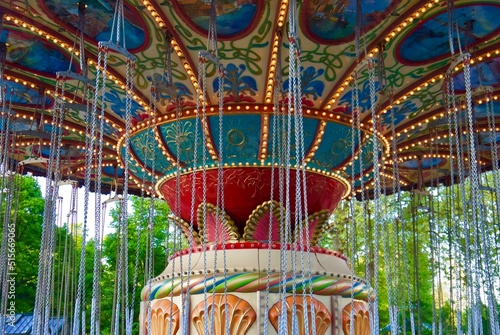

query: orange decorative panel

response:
[192,294,256,335]
[149,299,180,335]
[268,295,332,335]
[342,301,370,335]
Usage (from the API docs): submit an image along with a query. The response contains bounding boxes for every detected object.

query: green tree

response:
[98,196,173,335]
[0,175,79,313]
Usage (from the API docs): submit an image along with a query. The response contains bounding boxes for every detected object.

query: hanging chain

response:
[146,85,158,335]
[84,44,105,335]
[0,87,14,335]
[389,92,404,335]
[368,56,381,335]
[349,60,359,335]
[89,42,109,335]
[199,55,211,335]
[464,56,500,335]
[33,76,65,335]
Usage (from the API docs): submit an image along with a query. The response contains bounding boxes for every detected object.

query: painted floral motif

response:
[162,120,201,165]
[147,73,196,112]
[284,66,325,106]
[213,63,257,103]
[339,79,381,114]
[380,100,418,127]
[104,90,146,122]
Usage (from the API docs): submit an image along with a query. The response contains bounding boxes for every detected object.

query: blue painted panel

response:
[454,57,500,91]
[397,4,500,64]
[343,136,379,177]
[43,0,146,50]
[0,80,53,107]
[400,158,443,169]
[303,0,397,43]
[1,29,77,75]
[175,1,258,37]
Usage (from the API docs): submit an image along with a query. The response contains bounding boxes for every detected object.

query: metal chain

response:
[368,56,381,335]
[81,44,103,335]
[115,56,133,335]
[460,55,481,335]
[182,57,201,335]
[90,43,108,335]
[33,77,64,335]
[199,55,211,335]
[0,87,13,335]
[349,60,359,335]
[146,85,158,335]
[263,70,281,335]
[445,74,463,335]
[287,7,300,333]
[485,91,500,299]
[452,72,475,335]
[464,56,500,335]
[0,87,11,285]
[389,92,403,335]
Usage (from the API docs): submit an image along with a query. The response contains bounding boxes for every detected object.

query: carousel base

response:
[140,243,372,335]
[140,292,369,335]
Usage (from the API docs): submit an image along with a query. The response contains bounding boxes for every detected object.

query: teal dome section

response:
[208,114,261,165]
[342,137,383,178]
[158,118,215,168]
[129,128,173,174]
[265,116,319,166]
[120,145,157,183]
[309,121,357,171]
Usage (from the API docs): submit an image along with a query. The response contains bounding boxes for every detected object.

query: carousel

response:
[0,0,499,334]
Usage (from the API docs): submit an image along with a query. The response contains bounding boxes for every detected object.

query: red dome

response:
[158,167,347,233]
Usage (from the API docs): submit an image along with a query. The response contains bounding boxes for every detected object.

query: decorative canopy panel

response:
[0,0,499,195]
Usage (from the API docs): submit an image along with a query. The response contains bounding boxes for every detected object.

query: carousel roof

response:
[0,0,499,195]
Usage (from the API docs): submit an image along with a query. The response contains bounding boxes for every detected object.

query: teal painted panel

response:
[208,114,261,164]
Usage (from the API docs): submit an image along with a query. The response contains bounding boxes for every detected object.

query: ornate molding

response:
[243,200,283,241]
[197,203,241,243]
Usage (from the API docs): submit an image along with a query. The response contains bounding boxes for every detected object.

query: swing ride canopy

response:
[1,0,500,228]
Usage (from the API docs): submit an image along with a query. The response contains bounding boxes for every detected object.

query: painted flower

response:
[105,90,145,121]
[213,63,257,102]
[284,66,325,105]
[339,80,381,114]
[381,100,418,127]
